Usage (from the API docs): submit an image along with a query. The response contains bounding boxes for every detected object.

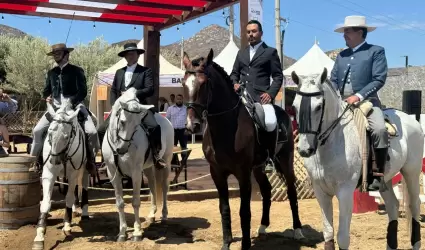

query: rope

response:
[53,173,212,192]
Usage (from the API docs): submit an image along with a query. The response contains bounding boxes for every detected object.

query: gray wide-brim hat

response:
[118,42,145,57]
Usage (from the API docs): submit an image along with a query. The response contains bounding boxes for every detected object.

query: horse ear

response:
[320,67,328,84]
[46,102,56,117]
[291,71,300,85]
[205,48,214,65]
[67,107,80,122]
[183,52,191,69]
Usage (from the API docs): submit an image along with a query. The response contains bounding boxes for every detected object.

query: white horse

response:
[102,88,174,242]
[291,68,423,250]
[32,101,90,250]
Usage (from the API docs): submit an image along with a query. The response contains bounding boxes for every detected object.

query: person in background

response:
[166,94,188,158]
[0,123,9,156]
[159,97,170,112]
[0,88,18,115]
[169,94,175,106]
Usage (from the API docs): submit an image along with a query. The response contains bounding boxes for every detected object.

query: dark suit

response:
[230,42,284,102]
[110,64,153,105]
[98,64,154,144]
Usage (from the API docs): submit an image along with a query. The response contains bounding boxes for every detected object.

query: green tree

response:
[4,36,52,108]
[0,37,11,83]
[71,37,121,102]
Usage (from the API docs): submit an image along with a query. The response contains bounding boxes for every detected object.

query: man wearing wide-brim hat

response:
[30,43,99,175]
[330,15,388,191]
[97,42,167,169]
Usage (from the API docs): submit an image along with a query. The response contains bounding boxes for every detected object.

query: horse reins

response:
[185,68,241,119]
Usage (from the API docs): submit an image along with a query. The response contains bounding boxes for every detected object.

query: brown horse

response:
[182,49,304,250]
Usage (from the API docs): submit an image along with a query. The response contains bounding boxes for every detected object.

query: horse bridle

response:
[48,117,77,157]
[296,90,351,146]
[184,67,241,119]
[107,99,145,155]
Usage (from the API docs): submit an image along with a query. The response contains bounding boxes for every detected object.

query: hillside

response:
[0,24,26,37]
[113,24,297,69]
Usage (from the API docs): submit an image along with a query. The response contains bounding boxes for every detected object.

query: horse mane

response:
[208,61,235,93]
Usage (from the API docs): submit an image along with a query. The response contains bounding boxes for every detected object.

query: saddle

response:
[353,101,398,192]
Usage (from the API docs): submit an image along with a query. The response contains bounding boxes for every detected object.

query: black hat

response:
[118,42,145,57]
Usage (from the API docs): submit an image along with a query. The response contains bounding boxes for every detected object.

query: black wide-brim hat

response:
[118,42,145,57]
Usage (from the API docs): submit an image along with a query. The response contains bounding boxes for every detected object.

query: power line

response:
[342,0,425,34]
[321,0,425,36]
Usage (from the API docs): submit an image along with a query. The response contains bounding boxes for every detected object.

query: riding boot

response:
[148,125,167,169]
[368,147,388,191]
[85,137,97,177]
[263,129,278,174]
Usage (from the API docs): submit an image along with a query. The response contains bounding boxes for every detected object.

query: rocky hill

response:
[113,24,297,69]
[325,48,344,60]
[0,24,26,37]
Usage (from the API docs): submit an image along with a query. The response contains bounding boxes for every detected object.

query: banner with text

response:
[248,0,263,24]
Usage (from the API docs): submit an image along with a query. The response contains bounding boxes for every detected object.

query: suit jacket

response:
[42,63,87,106]
[330,42,388,106]
[230,42,284,102]
[110,64,154,106]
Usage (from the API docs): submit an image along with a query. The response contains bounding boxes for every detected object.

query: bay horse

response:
[182,49,304,250]
[292,68,422,250]
[101,88,174,241]
[32,101,90,250]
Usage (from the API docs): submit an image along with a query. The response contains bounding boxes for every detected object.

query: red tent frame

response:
[0,0,237,30]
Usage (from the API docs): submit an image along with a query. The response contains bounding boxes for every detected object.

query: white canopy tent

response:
[213,38,239,75]
[89,39,185,121]
[283,42,335,78]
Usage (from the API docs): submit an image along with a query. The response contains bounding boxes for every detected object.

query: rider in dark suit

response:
[97,42,166,169]
[230,20,284,173]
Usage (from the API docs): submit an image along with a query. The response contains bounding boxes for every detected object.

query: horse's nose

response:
[307,148,315,155]
[116,147,127,155]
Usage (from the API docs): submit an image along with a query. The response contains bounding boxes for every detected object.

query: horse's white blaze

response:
[185,74,197,130]
[293,71,423,249]
[102,88,174,241]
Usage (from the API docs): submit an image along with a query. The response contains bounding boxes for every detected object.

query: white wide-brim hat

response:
[334,15,376,33]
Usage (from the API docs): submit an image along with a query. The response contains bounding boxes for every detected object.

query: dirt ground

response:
[1,198,425,250]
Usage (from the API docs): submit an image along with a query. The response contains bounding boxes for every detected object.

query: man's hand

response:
[46,96,53,104]
[233,83,240,92]
[345,95,360,105]
[260,93,272,104]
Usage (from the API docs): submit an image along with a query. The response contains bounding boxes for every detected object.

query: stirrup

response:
[263,158,275,173]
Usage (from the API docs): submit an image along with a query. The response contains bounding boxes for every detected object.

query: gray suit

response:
[330,42,388,149]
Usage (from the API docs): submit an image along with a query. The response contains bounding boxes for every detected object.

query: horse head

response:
[110,88,146,155]
[182,49,238,133]
[46,101,80,165]
[292,67,330,157]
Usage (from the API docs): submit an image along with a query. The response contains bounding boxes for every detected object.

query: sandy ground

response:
[1,198,425,250]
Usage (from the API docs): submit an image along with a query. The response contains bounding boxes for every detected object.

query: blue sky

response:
[1,0,424,68]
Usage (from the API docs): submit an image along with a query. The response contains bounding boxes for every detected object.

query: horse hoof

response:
[294,228,305,240]
[324,240,335,250]
[132,235,143,241]
[32,241,44,250]
[117,235,126,242]
[81,215,90,221]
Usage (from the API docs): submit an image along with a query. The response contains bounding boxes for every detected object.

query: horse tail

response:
[153,164,169,204]
[402,178,412,239]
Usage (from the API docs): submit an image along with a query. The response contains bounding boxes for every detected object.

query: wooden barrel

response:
[0,155,40,230]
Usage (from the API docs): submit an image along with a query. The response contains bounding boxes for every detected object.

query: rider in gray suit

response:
[331,16,388,191]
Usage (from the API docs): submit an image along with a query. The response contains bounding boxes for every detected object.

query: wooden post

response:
[143,26,160,110]
[239,0,248,48]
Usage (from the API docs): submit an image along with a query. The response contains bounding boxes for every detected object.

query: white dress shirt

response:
[249,41,263,61]
[124,63,137,87]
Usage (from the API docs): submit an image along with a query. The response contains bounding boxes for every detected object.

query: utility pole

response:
[275,0,282,64]
[180,36,184,70]
[229,5,234,41]
[401,55,409,77]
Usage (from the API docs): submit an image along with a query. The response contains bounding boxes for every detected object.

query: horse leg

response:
[400,167,422,250]
[278,151,304,239]
[252,168,271,236]
[238,174,253,250]
[379,180,399,250]
[335,184,356,250]
[144,167,157,223]
[63,175,77,238]
[160,166,170,222]
[131,171,143,241]
[32,166,58,250]
[110,172,127,242]
[72,185,80,216]
[312,183,335,250]
[210,166,232,250]
[80,170,90,220]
